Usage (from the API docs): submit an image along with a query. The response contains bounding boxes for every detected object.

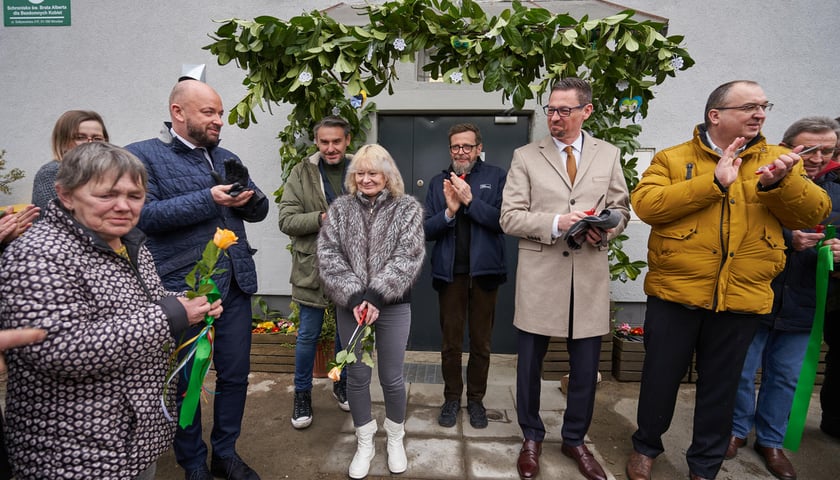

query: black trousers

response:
[516,329,601,445]
[631,296,760,479]
[822,308,840,429]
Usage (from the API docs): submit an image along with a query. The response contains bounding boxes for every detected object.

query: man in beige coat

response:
[501,77,630,480]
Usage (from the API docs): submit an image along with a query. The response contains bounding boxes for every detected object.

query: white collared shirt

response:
[552,135,584,170]
[705,131,746,157]
[171,128,213,169]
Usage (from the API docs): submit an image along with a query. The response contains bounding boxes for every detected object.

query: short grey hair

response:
[345,144,405,197]
[781,116,840,146]
[313,116,351,138]
[56,142,148,193]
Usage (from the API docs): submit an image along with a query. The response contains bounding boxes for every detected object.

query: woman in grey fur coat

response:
[318,144,425,479]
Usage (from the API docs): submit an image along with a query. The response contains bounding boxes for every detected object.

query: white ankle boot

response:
[383,417,407,474]
[349,419,378,479]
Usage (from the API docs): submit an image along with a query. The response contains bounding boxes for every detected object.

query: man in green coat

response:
[278,116,353,429]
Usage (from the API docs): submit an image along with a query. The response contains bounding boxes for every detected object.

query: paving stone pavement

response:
[7,353,836,479]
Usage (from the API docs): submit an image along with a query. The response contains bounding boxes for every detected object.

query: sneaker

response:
[333,377,350,412]
[184,464,213,480]
[210,452,261,480]
[467,400,488,428]
[438,399,460,427]
[292,390,312,429]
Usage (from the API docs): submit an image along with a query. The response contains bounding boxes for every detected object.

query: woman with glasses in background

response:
[31,110,110,214]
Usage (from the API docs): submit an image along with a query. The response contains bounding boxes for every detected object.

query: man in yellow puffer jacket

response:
[625,80,832,480]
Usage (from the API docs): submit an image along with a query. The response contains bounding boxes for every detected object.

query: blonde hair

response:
[345,144,405,197]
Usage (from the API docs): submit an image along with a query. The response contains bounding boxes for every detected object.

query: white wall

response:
[2,0,839,300]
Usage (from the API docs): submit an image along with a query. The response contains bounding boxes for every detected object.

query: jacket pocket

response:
[290,249,320,289]
[760,224,788,279]
[518,238,543,252]
[649,220,699,257]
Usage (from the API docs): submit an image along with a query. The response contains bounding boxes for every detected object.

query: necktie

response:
[565,146,577,185]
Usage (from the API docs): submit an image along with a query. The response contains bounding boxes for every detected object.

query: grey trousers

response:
[337,303,411,427]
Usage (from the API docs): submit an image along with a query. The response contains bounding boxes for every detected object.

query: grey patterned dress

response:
[0,203,188,479]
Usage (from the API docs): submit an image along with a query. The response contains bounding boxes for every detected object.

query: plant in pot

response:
[313,304,337,378]
[251,295,295,335]
[283,301,336,378]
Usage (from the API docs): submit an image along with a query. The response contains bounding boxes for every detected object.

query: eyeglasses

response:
[74,134,106,143]
[800,146,837,158]
[449,144,478,153]
[543,104,586,117]
[713,103,774,114]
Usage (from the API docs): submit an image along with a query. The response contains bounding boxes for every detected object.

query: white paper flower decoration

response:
[616,80,629,91]
[393,38,406,52]
[298,71,312,83]
[449,71,463,83]
[670,55,684,70]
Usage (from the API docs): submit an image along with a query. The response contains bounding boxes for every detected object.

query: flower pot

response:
[313,341,334,378]
[612,335,693,383]
[542,333,612,380]
[250,333,296,373]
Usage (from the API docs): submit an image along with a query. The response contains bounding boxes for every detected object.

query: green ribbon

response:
[784,225,835,450]
[178,279,221,429]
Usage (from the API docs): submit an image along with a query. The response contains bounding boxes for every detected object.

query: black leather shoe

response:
[184,464,213,480]
[517,439,542,479]
[210,453,261,480]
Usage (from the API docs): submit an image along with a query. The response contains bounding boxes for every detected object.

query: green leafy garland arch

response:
[204,0,694,281]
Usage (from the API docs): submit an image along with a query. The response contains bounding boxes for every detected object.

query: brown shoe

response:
[626,450,654,480]
[754,444,796,480]
[725,435,746,460]
[689,474,711,480]
[517,439,542,479]
[561,443,607,480]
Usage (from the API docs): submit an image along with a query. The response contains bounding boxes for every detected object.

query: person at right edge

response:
[626,80,831,480]
[726,116,840,480]
[821,118,840,442]
[501,77,630,480]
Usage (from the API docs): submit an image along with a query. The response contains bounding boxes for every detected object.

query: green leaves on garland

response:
[204,0,693,282]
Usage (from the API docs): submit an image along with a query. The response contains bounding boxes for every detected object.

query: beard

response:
[453,158,477,176]
[186,120,220,148]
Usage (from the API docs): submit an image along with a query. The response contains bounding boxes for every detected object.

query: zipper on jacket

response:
[711,196,728,310]
[686,163,694,180]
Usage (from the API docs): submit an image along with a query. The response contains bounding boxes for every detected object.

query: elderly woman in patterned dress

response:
[0,142,222,480]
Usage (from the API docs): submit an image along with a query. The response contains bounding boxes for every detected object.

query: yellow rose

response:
[327,366,343,382]
[213,228,238,250]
